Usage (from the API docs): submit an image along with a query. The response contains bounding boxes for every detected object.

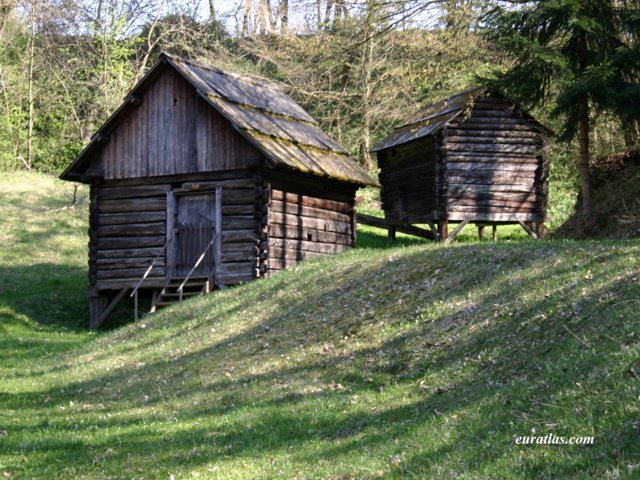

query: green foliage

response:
[482,0,640,139]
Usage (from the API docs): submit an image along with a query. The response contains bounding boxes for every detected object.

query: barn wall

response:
[90,171,260,291]
[441,94,547,222]
[264,171,356,274]
[378,137,437,224]
[97,68,261,180]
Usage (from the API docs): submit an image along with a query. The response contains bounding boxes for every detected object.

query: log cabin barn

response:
[373,88,550,243]
[61,53,377,329]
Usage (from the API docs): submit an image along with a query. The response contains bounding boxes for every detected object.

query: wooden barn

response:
[61,53,376,328]
[373,88,550,243]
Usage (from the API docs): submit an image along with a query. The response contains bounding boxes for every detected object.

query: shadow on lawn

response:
[0,263,88,331]
[1,243,638,477]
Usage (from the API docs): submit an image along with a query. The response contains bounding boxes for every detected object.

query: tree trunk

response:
[208,0,216,22]
[358,1,375,171]
[26,0,36,170]
[279,0,288,33]
[242,0,252,36]
[578,96,596,233]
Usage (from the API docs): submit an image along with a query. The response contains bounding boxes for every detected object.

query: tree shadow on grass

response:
[0,243,638,477]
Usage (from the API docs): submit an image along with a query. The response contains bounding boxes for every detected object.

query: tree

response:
[483,0,640,233]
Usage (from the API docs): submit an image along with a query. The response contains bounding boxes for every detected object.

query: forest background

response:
[1,0,638,229]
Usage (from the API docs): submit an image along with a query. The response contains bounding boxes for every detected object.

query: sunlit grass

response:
[0,172,638,479]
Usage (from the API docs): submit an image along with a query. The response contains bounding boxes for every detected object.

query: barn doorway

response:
[167,187,222,280]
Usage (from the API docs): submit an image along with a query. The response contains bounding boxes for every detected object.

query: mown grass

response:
[1,172,639,479]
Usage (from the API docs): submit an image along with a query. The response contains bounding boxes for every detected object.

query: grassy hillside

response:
[1,172,639,479]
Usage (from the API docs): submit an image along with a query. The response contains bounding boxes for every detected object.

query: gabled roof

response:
[61,53,377,186]
[373,88,551,152]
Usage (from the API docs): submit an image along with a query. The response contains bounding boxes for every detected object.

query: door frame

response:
[166,186,222,284]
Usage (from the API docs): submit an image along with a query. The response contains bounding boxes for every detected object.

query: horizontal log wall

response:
[441,94,547,222]
[265,171,356,274]
[97,68,261,180]
[91,171,260,291]
[378,137,437,224]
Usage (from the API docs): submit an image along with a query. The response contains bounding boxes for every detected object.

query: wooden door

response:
[173,192,216,277]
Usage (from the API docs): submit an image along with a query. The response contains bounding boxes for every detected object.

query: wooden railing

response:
[130,238,171,321]
[177,238,215,301]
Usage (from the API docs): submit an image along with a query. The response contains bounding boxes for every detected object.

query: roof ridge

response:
[162,52,288,93]
[398,87,484,129]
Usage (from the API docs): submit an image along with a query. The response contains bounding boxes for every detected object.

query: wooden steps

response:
[150,276,212,311]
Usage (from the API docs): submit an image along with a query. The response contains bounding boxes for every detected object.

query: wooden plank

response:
[517,219,539,239]
[356,213,436,240]
[268,224,352,245]
[269,247,324,261]
[443,218,471,245]
[269,212,352,234]
[96,267,165,280]
[445,143,539,155]
[446,197,538,209]
[446,128,540,138]
[447,175,535,186]
[269,200,352,223]
[100,184,171,200]
[270,190,352,214]
[90,287,129,330]
[96,258,165,269]
[445,135,539,145]
[95,247,163,260]
[222,230,258,243]
[446,154,539,165]
[447,205,540,214]
[97,236,165,249]
[269,238,347,254]
[448,184,537,194]
[99,197,165,213]
[447,212,543,222]
[99,211,166,226]
[98,222,165,237]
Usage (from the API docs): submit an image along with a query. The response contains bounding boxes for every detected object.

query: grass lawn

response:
[1,172,639,479]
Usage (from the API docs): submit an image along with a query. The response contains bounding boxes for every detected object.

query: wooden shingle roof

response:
[62,53,377,186]
[373,88,550,152]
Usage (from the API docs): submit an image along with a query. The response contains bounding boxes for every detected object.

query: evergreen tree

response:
[483,0,640,233]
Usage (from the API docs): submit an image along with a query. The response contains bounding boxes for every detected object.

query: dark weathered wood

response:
[90,287,129,330]
[99,197,165,213]
[100,184,171,200]
[356,213,436,240]
[97,235,165,249]
[517,219,539,239]
[98,222,165,237]
[269,212,351,234]
[95,247,163,259]
[269,224,352,245]
[269,200,352,223]
[270,190,352,214]
[443,218,471,245]
[99,211,166,226]
[269,238,347,254]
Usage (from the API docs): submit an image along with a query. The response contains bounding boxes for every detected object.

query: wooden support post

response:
[214,186,224,289]
[517,219,539,240]
[426,220,441,241]
[492,225,497,242]
[443,218,470,245]
[134,290,139,322]
[89,294,108,330]
[388,225,397,242]
[478,225,486,240]
[438,220,449,242]
[150,289,159,313]
[90,287,129,330]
